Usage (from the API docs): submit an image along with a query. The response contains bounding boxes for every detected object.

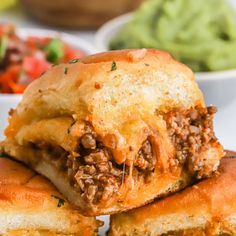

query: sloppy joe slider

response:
[1,49,224,216]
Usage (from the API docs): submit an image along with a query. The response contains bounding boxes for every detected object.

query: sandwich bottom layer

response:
[109,157,236,236]
[0,106,223,215]
[0,140,193,215]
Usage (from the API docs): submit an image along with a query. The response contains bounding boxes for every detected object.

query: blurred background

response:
[0,0,236,150]
[0,0,142,37]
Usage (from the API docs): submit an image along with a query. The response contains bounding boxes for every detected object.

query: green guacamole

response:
[110,0,236,72]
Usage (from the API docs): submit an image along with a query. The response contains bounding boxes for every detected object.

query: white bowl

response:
[0,94,22,139]
[0,28,96,140]
[95,12,236,108]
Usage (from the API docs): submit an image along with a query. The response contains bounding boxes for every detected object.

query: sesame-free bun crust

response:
[0,157,100,235]
[109,153,236,236]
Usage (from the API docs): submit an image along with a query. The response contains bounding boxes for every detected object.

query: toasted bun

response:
[2,49,223,215]
[5,49,204,163]
[0,157,100,235]
[1,140,194,216]
[109,153,236,236]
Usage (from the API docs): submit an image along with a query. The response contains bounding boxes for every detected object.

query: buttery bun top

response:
[0,157,100,234]
[6,49,204,165]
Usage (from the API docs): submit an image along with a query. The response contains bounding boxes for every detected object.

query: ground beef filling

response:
[134,140,155,171]
[68,146,123,204]
[66,133,155,204]
[164,106,218,177]
[32,106,217,205]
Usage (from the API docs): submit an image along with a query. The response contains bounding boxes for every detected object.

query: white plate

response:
[95,4,236,108]
[0,28,96,140]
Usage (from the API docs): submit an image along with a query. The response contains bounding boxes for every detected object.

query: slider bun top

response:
[0,157,99,235]
[6,49,204,166]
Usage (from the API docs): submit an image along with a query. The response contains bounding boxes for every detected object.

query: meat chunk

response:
[134,140,156,172]
[34,106,219,206]
[80,133,96,149]
[165,106,218,178]
[68,145,123,204]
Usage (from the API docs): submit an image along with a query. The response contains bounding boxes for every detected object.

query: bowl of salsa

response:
[0,24,95,139]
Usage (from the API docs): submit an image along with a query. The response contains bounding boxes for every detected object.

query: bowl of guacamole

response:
[95,0,236,107]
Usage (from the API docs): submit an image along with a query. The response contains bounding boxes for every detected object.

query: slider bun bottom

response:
[2,140,194,216]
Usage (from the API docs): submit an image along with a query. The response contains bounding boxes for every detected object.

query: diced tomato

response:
[0,65,21,93]
[63,44,84,62]
[8,81,26,93]
[26,36,51,49]
[0,23,86,94]
[23,56,51,80]
[0,24,15,37]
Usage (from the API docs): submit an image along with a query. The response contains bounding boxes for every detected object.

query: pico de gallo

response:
[0,24,85,94]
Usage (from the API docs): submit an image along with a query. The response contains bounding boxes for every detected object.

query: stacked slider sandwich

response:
[0,49,229,235]
[109,152,236,235]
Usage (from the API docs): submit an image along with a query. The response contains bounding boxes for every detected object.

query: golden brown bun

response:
[4,49,204,163]
[0,157,100,235]
[109,153,236,236]
[2,49,224,215]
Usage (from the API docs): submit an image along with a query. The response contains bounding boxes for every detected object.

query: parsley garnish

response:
[68,58,80,64]
[111,61,117,71]
[51,195,65,207]
[64,67,68,74]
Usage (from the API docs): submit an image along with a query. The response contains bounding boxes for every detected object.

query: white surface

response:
[1,4,236,236]
[0,94,22,138]
[95,13,130,52]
